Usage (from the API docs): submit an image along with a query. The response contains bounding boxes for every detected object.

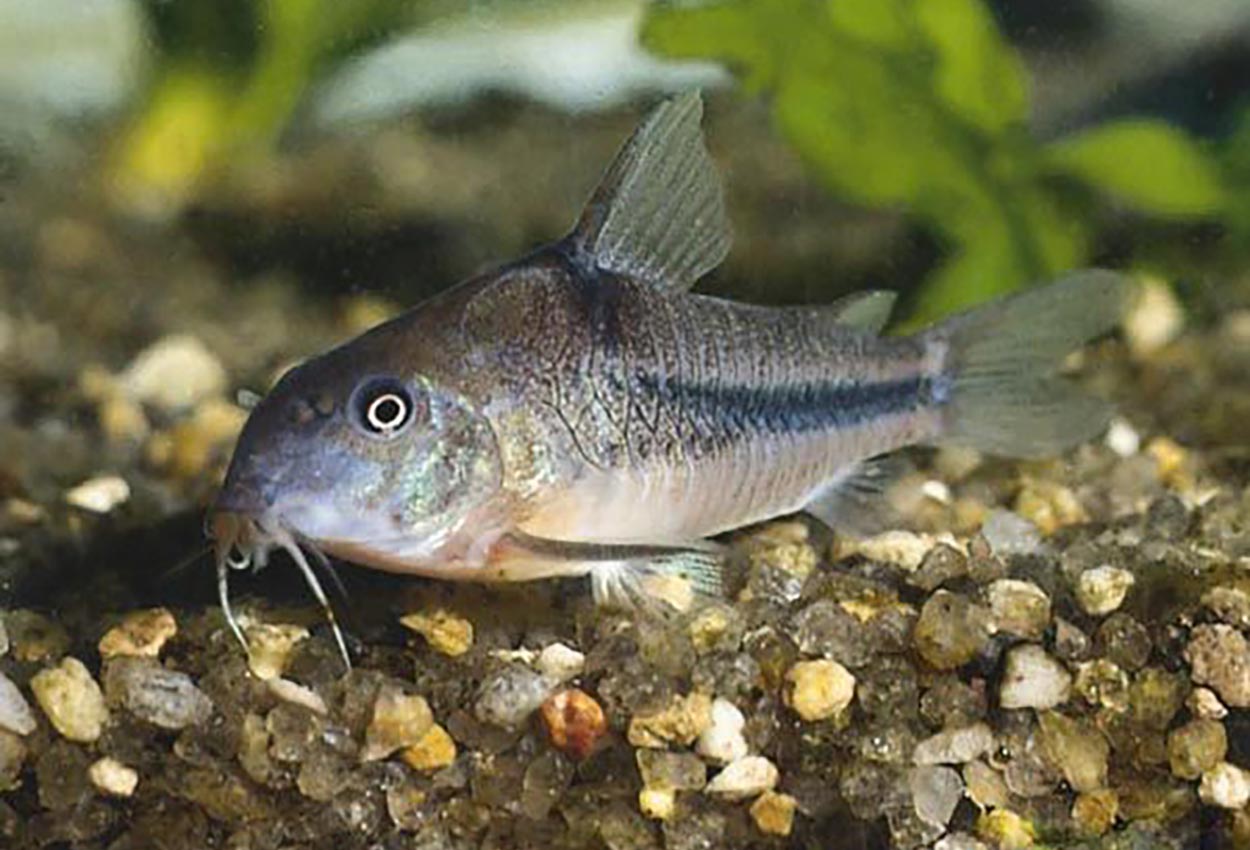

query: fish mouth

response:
[208,510,352,670]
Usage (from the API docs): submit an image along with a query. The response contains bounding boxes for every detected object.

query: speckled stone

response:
[1036,710,1109,793]
[627,691,712,748]
[29,656,108,742]
[913,591,993,670]
[999,645,1071,710]
[1072,788,1118,836]
[362,686,434,762]
[102,657,212,730]
[985,579,1051,640]
[1167,719,1227,780]
[1075,566,1135,616]
[705,755,779,800]
[784,659,855,722]
[1186,624,1250,707]
[97,607,177,659]
[750,790,797,836]
[401,723,457,772]
[541,688,608,760]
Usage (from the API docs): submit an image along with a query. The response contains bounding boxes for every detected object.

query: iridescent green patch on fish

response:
[210,91,1132,669]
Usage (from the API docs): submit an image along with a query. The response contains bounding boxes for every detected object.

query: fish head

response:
[210,340,503,569]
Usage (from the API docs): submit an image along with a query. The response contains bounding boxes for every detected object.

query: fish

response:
[210,91,1130,667]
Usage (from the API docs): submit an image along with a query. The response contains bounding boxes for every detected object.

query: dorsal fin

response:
[826,290,898,334]
[569,90,730,293]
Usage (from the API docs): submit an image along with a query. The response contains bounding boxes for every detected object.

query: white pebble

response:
[910,765,964,828]
[913,722,994,766]
[267,678,328,715]
[1076,566,1135,616]
[64,476,130,514]
[0,671,36,736]
[1187,687,1228,721]
[999,644,1071,710]
[696,698,749,766]
[536,642,585,682]
[1124,279,1183,357]
[705,755,779,800]
[921,480,951,505]
[89,756,139,797]
[1199,762,1250,810]
[1104,418,1141,457]
[120,334,227,411]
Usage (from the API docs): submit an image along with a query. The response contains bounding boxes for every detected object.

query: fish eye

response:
[352,377,419,438]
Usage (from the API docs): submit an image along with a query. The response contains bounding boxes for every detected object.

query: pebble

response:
[1104,418,1141,457]
[1203,586,1250,629]
[120,334,227,411]
[639,787,676,820]
[266,678,327,715]
[89,756,139,797]
[1014,480,1086,536]
[1036,710,1109,793]
[1167,719,1227,780]
[999,645,1071,710]
[980,510,1041,557]
[910,765,964,828]
[1071,788,1118,837]
[1187,686,1228,720]
[536,642,585,681]
[362,686,434,762]
[627,691,712,748]
[705,755,779,800]
[936,834,990,850]
[784,659,855,722]
[688,605,742,654]
[542,688,607,760]
[98,607,178,659]
[749,790,797,836]
[102,658,212,730]
[244,623,309,680]
[154,399,248,480]
[964,759,1011,810]
[636,749,707,791]
[838,530,948,571]
[0,730,25,791]
[976,809,1036,849]
[696,697,749,765]
[5,610,71,662]
[1073,659,1130,711]
[914,722,994,766]
[29,657,108,742]
[475,666,556,729]
[401,723,457,772]
[1075,566,1135,617]
[1199,762,1250,810]
[64,475,130,514]
[913,591,993,670]
[986,579,1051,640]
[1123,278,1182,357]
[400,608,474,657]
[0,671,36,736]
[1185,624,1250,707]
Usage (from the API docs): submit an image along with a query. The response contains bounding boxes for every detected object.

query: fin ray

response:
[570,90,730,292]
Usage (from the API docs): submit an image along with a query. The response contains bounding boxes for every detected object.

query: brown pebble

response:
[541,688,607,760]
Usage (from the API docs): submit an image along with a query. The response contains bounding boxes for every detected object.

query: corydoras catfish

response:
[210,92,1130,665]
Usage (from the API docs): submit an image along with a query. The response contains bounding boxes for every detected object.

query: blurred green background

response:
[0,0,1247,326]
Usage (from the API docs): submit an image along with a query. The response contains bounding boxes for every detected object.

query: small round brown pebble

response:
[541,688,607,760]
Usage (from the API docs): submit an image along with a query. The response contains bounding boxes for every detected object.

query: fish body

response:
[211,93,1128,660]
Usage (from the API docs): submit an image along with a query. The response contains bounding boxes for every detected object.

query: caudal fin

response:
[932,270,1133,458]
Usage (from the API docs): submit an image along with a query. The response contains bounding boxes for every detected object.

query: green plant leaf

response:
[1045,119,1225,217]
[913,0,1027,132]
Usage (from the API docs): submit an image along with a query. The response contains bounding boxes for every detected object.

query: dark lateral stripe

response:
[639,374,943,435]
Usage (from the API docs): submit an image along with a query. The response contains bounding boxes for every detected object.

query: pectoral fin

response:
[488,532,729,609]
[568,90,730,293]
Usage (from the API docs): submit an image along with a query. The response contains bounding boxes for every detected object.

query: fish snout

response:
[212,473,276,518]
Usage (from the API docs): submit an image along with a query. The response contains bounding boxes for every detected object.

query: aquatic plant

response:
[643,0,1226,319]
[109,0,422,215]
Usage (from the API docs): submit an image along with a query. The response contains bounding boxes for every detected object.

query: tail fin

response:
[931,270,1133,458]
